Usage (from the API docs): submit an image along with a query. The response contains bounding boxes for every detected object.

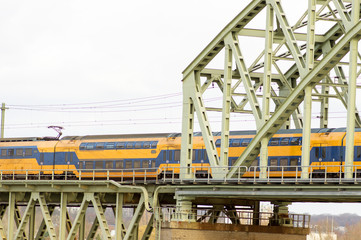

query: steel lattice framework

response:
[180,0,361,179]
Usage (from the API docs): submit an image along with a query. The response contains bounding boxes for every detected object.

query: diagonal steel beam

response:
[90,194,112,240]
[225,33,262,128]
[227,20,361,179]
[270,0,307,76]
[67,195,90,240]
[124,196,145,240]
[34,206,55,240]
[182,0,266,78]
[36,193,57,240]
[331,0,352,30]
[14,196,36,240]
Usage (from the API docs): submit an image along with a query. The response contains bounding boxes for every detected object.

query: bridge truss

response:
[180,0,361,179]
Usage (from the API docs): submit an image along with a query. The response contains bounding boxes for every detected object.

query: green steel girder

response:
[227,19,361,179]
[34,206,55,240]
[123,196,145,240]
[182,0,266,79]
[0,205,7,240]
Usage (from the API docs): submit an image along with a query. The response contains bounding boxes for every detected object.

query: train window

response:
[105,161,113,169]
[270,159,278,168]
[204,151,208,161]
[69,153,73,163]
[105,142,115,149]
[135,142,142,149]
[198,150,202,161]
[96,143,104,150]
[290,158,298,171]
[8,149,14,156]
[315,148,319,159]
[115,160,123,169]
[290,158,298,166]
[15,149,23,156]
[143,141,151,149]
[134,160,141,168]
[142,161,148,169]
[79,143,86,150]
[163,151,167,161]
[215,139,221,147]
[269,138,280,146]
[280,158,288,169]
[232,139,241,147]
[356,147,361,158]
[85,162,93,169]
[174,150,180,161]
[95,161,103,169]
[86,143,96,150]
[192,150,196,161]
[79,161,83,169]
[116,142,126,149]
[151,160,156,168]
[280,138,290,145]
[1,149,6,156]
[321,148,326,159]
[125,160,132,169]
[65,152,68,163]
[25,148,32,156]
[151,142,158,148]
[241,139,251,147]
[126,142,134,149]
[169,151,173,161]
[290,137,301,145]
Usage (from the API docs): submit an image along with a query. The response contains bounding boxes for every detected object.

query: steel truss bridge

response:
[3,0,361,239]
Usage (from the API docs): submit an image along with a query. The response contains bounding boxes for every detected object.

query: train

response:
[0,127,360,179]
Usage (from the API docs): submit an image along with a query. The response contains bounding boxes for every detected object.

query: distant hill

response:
[311,213,361,227]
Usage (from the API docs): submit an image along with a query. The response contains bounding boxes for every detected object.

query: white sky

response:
[0,0,360,216]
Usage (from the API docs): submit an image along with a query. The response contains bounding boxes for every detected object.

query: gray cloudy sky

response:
[0,0,360,216]
[0,0,250,137]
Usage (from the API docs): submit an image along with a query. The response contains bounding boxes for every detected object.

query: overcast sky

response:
[0,0,360,216]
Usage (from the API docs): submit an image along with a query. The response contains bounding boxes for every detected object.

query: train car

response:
[0,128,361,179]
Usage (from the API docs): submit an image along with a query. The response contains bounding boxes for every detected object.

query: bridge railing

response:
[0,164,359,184]
[157,207,310,228]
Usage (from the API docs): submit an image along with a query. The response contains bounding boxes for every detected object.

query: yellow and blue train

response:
[0,128,360,179]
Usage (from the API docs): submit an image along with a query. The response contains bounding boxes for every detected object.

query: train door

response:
[313,143,328,171]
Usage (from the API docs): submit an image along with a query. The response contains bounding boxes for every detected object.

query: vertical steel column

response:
[260,3,274,179]
[115,193,124,240]
[220,43,233,167]
[28,205,35,240]
[345,0,360,178]
[180,74,195,179]
[1,103,6,138]
[59,193,68,240]
[8,193,15,240]
[320,78,329,128]
[79,213,86,240]
[301,0,316,179]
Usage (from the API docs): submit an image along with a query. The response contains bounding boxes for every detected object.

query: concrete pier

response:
[161,222,309,240]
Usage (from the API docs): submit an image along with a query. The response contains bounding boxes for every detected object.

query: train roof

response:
[2,128,359,142]
[0,137,43,142]
[61,133,176,140]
